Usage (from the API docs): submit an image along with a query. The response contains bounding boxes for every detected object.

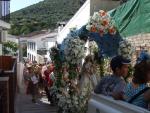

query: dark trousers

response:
[45,86,51,102]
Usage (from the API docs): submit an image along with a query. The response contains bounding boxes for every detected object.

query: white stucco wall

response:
[45,41,56,60]
[26,33,57,63]
[57,0,90,44]
[6,34,19,43]
[0,19,10,29]
[27,40,37,61]
[0,44,2,55]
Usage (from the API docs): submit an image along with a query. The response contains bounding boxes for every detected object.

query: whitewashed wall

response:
[0,44,2,55]
[45,41,56,59]
[17,62,26,94]
[27,39,37,61]
[0,19,10,29]
[57,0,90,44]
[26,33,57,63]
[6,34,19,43]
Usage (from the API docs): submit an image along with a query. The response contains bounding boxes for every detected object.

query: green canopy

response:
[110,0,150,37]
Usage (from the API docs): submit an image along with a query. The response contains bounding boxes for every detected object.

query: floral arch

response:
[49,9,134,113]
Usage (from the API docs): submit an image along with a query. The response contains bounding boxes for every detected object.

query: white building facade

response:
[25,31,57,63]
[0,20,10,55]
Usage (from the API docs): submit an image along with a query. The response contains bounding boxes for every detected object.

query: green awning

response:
[110,0,150,37]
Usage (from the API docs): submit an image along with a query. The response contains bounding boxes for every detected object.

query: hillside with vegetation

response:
[10,0,85,35]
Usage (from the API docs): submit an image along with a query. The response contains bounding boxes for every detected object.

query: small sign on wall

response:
[0,44,2,55]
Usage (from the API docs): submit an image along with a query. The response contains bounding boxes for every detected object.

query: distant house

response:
[23,30,57,63]
[6,34,19,44]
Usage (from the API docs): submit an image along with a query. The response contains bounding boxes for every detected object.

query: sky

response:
[10,0,44,12]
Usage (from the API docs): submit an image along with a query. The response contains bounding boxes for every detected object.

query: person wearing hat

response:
[124,51,150,110]
[26,65,39,103]
[94,55,130,99]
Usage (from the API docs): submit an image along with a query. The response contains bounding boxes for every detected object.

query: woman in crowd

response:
[124,52,150,110]
[26,65,39,103]
[43,63,54,103]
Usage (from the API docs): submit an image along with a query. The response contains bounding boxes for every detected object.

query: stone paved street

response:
[15,93,57,113]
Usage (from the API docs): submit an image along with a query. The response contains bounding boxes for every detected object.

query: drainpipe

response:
[18,37,23,62]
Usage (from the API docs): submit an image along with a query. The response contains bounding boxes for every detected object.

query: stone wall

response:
[125,33,150,63]
[127,33,150,51]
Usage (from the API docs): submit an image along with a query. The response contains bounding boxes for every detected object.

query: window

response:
[27,42,29,49]
[32,55,34,61]
[33,42,35,50]
[29,54,31,60]
[27,53,29,58]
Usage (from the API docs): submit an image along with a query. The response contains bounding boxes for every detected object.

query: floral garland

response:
[57,88,89,113]
[64,37,86,65]
[86,10,116,36]
[118,40,135,60]
[49,46,63,88]
[89,41,98,55]
[56,31,89,113]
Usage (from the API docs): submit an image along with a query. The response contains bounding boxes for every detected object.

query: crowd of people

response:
[23,61,54,103]
[22,51,150,111]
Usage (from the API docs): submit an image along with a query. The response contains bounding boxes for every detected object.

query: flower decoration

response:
[86,10,116,36]
[64,37,86,65]
[89,41,98,55]
[118,40,135,60]
[57,83,90,113]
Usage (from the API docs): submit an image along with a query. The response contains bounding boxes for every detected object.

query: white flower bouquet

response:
[118,40,135,59]
[64,37,85,65]
[86,10,116,36]
[57,89,89,113]
[89,41,98,54]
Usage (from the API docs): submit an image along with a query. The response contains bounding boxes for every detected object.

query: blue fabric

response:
[136,50,150,64]
[88,32,123,57]
[125,83,149,109]
[77,25,123,57]
[60,25,123,58]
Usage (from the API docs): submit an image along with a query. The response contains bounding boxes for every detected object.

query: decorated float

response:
[49,0,150,113]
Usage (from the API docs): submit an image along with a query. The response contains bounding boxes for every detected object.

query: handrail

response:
[87,93,150,113]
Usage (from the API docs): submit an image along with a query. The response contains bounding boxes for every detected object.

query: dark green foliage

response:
[2,41,18,55]
[50,47,63,88]
[10,0,82,35]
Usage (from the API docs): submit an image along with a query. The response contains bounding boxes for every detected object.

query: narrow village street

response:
[1,0,150,113]
[15,93,57,113]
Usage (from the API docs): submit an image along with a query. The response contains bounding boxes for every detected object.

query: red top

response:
[44,65,54,87]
